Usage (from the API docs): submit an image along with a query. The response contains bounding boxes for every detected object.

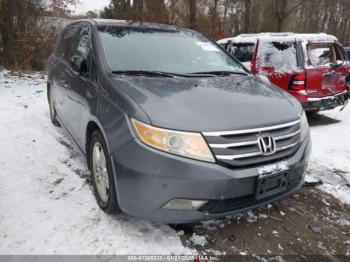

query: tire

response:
[89,130,120,214]
[48,86,60,126]
[306,111,319,118]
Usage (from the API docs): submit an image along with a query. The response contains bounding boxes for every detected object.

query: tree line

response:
[0,0,77,70]
[1,0,350,71]
[101,0,350,44]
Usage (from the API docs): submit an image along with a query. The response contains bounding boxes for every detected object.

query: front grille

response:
[203,119,301,167]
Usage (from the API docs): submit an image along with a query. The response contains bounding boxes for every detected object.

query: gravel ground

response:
[174,186,350,258]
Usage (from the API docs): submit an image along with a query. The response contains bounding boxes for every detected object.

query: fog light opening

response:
[162,199,208,210]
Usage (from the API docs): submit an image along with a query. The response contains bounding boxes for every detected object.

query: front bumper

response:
[302,90,349,112]
[112,135,311,224]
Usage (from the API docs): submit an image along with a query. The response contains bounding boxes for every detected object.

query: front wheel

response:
[89,130,120,214]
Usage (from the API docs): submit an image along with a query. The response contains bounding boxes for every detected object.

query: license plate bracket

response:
[255,170,289,200]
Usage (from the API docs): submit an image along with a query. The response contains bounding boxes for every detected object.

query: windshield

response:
[98,26,244,74]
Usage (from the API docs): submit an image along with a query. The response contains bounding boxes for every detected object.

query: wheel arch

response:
[85,120,106,166]
[85,119,121,203]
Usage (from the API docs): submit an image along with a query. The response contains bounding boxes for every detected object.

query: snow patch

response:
[336,218,350,226]
[246,210,258,223]
[306,107,350,205]
[242,62,252,71]
[258,161,289,175]
[257,74,271,83]
[190,234,207,247]
[0,72,192,255]
[259,40,297,73]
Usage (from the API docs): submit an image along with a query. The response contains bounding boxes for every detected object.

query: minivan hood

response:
[113,75,302,132]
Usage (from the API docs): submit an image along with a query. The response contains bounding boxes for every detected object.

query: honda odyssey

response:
[47,20,311,223]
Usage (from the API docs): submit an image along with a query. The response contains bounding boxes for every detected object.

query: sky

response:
[70,0,111,15]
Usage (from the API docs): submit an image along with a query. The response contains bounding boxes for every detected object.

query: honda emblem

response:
[258,135,276,155]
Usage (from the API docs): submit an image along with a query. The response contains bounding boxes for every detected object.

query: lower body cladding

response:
[303,90,349,112]
[112,136,311,224]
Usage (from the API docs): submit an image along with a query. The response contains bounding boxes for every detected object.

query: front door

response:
[63,23,96,149]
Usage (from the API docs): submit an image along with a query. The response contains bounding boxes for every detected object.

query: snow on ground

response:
[0,71,349,254]
[0,71,192,255]
[307,107,350,205]
[190,233,208,247]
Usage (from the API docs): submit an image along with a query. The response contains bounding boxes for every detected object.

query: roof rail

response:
[237,32,295,37]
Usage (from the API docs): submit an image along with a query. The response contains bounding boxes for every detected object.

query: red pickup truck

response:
[218,33,350,112]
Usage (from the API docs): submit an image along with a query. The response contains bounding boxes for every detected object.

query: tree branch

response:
[285,0,307,17]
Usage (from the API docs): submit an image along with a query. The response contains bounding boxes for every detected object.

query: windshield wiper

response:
[112,70,175,78]
[190,71,248,76]
[112,70,243,78]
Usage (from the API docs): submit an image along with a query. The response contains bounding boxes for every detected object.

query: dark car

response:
[345,47,350,60]
[47,19,311,223]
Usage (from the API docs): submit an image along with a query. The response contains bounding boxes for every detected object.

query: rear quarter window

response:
[259,41,297,72]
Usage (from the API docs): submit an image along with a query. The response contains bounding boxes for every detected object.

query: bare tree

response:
[189,0,197,29]
[2,0,350,70]
[274,0,306,31]
[133,0,144,22]
[243,0,251,32]
[0,0,16,67]
[0,0,78,69]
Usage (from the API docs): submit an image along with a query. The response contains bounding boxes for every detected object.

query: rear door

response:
[305,42,349,98]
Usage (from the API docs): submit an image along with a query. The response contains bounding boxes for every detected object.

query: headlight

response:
[131,119,215,163]
[300,111,309,141]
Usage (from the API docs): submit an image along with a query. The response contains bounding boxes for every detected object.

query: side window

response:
[56,25,81,61]
[307,43,344,67]
[259,41,297,70]
[73,26,90,58]
[65,24,92,73]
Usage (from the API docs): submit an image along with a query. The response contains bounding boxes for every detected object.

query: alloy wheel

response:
[92,142,109,202]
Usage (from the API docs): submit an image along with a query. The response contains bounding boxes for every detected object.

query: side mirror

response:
[70,56,87,75]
